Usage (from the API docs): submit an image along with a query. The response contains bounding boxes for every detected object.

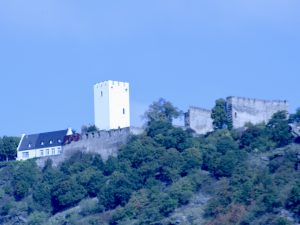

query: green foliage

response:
[211,98,230,130]
[12,160,40,200]
[32,182,52,211]
[239,111,294,152]
[167,178,194,205]
[181,148,202,175]
[81,124,99,133]
[51,178,87,212]
[286,182,300,215]
[146,121,195,151]
[27,211,48,225]
[202,131,245,178]
[267,111,293,147]
[144,98,183,124]
[98,171,135,209]
[79,199,99,216]
[1,100,299,225]
[0,136,20,161]
[289,108,300,123]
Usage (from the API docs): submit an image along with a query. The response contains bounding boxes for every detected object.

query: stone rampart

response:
[226,96,288,128]
[36,127,132,167]
[185,107,213,134]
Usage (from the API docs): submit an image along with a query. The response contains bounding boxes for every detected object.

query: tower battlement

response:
[94,80,130,131]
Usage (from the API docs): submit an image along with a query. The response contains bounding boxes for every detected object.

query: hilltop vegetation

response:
[0,99,300,224]
[0,136,19,161]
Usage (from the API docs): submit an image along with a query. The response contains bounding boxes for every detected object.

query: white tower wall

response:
[94,80,130,130]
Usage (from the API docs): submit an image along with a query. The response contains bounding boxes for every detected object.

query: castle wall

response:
[185,107,213,134]
[36,128,131,167]
[227,96,288,128]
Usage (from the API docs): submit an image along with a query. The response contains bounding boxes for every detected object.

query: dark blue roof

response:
[18,130,68,151]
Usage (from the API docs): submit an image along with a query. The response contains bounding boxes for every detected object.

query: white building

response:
[16,129,73,161]
[94,80,130,130]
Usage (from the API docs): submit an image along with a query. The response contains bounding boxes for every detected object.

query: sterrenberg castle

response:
[16,80,290,165]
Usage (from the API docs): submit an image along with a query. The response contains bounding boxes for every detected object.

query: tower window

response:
[123,108,125,115]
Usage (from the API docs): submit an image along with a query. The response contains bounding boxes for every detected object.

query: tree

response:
[156,148,184,184]
[144,98,183,124]
[286,182,300,215]
[289,108,300,123]
[267,111,293,147]
[211,99,230,130]
[51,178,87,213]
[12,160,41,200]
[98,171,134,209]
[181,148,202,175]
[0,136,20,161]
[81,125,98,133]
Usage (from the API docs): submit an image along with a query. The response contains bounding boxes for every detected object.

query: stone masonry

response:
[36,127,136,167]
[185,96,289,135]
[185,107,214,135]
[226,96,288,129]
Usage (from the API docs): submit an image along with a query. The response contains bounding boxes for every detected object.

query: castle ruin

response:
[185,107,214,134]
[226,96,288,129]
[185,96,289,134]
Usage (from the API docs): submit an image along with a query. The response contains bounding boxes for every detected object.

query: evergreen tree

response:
[211,98,230,130]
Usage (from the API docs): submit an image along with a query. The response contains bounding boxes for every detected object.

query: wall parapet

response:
[80,127,131,140]
[227,96,288,105]
[189,106,212,113]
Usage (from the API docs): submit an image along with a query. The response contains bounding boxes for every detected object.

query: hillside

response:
[0,100,300,225]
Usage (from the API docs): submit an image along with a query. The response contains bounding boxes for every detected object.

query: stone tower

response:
[94,80,130,130]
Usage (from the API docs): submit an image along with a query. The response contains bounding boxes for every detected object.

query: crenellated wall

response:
[226,96,288,128]
[36,127,133,167]
[185,96,289,135]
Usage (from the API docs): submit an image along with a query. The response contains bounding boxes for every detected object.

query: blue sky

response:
[0,0,299,136]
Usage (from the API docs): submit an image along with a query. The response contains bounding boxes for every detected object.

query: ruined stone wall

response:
[36,128,132,167]
[185,107,213,135]
[227,96,288,129]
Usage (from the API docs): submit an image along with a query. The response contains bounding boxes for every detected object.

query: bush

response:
[286,182,300,215]
[27,211,48,225]
[79,198,99,216]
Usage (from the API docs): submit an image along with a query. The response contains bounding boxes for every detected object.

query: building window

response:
[28,144,31,148]
[40,150,44,156]
[41,141,44,146]
[123,108,125,115]
[58,139,61,143]
[235,112,237,118]
[22,152,29,159]
[101,91,103,97]
[50,140,53,144]
[46,149,49,155]
[52,148,55,155]
[57,147,62,154]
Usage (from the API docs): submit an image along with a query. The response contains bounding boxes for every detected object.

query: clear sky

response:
[0,0,299,136]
